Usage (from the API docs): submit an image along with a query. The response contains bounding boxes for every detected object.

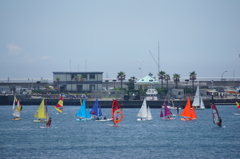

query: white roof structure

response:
[135,76,159,85]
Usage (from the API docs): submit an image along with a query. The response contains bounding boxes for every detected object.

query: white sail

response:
[192,86,205,109]
[192,86,200,107]
[146,106,152,120]
[200,97,205,109]
[12,96,16,112]
[137,99,148,118]
[13,101,21,117]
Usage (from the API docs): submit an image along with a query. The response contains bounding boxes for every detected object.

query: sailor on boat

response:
[218,117,222,127]
[46,118,52,127]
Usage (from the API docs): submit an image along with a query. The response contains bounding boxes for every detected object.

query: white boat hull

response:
[33,119,47,123]
[95,118,112,122]
[137,118,152,121]
[167,106,181,110]
[76,118,91,121]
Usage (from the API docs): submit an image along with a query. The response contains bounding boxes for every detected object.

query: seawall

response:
[0,95,236,108]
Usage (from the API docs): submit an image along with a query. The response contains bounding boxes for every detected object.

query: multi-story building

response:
[53,72,103,92]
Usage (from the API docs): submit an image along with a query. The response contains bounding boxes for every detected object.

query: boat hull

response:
[181,118,196,121]
[161,117,175,120]
[167,106,181,110]
[12,118,22,120]
[76,118,91,121]
[33,119,47,123]
[95,119,112,122]
[137,118,152,121]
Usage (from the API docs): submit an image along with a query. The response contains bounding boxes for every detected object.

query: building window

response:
[90,74,95,79]
[81,74,87,79]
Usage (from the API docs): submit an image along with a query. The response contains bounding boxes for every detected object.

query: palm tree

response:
[165,74,170,90]
[117,71,126,88]
[173,73,181,89]
[158,71,166,88]
[189,71,197,90]
[56,77,60,93]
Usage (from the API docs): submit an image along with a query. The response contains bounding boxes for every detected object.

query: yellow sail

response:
[34,99,46,119]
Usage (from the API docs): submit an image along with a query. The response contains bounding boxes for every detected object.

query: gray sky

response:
[1,0,239,80]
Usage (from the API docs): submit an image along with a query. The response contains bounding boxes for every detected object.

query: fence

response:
[92,90,125,100]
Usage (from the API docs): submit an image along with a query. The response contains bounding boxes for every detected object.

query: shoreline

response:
[0,95,237,108]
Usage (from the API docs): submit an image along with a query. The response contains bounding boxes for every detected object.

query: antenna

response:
[69,59,71,72]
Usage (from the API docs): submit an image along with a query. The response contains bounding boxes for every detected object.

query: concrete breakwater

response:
[0,95,236,108]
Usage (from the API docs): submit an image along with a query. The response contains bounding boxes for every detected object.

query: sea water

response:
[0,105,239,159]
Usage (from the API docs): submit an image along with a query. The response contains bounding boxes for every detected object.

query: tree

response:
[56,77,60,93]
[126,76,137,90]
[173,73,181,89]
[148,73,153,77]
[189,71,197,90]
[165,74,170,90]
[117,71,126,88]
[158,71,166,88]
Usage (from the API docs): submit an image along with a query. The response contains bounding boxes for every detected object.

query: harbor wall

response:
[0,95,236,108]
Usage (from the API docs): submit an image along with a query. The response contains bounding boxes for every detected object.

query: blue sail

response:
[91,98,102,117]
[86,106,91,118]
[76,98,87,118]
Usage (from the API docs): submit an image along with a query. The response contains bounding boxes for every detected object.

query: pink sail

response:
[164,102,173,117]
[160,109,163,118]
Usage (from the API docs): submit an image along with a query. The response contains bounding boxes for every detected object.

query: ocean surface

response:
[0,105,239,159]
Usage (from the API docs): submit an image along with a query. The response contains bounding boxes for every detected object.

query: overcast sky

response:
[1,0,239,80]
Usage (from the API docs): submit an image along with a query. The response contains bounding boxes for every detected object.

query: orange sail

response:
[111,100,124,124]
[180,98,191,118]
[181,97,197,121]
[190,106,197,119]
[113,109,124,124]
[112,100,121,119]
[55,96,64,113]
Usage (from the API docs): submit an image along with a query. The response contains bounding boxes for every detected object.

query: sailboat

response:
[234,100,240,115]
[192,86,205,109]
[112,100,124,125]
[90,98,103,119]
[33,99,49,123]
[76,98,91,121]
[137,99,148,121]
[166,99,181,110]
[160,102,175,120]
[180,97,197,121]
[12,96,22,120]
[55,96,64,113]
[137,99,152,121]
[211,103,222,127]
[147,106,153,120]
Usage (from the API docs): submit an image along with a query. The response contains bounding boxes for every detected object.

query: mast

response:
[158,41,160,74]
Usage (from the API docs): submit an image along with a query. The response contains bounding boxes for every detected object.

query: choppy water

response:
[0,105,239,159]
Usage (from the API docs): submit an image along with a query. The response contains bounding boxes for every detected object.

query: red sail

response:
[111,100,124,124]
[211,103,221,126]
[112,100,121,119]
[55,96,64,113]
